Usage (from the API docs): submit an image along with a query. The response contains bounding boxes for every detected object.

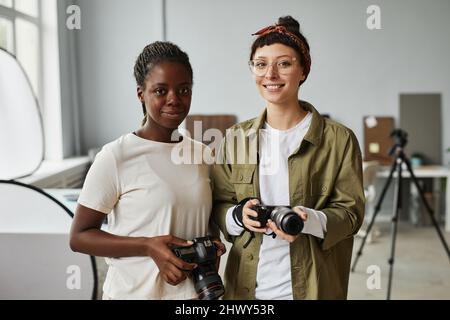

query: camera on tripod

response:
[172,236,225,300]
[250,205,304,235]
[389,129,408,155]
[352,126,450,299]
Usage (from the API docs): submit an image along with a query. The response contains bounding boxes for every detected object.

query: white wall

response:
[71,0,450,165]
[165,0,450,164]
[58,0,79,158]
[74,0,165,152]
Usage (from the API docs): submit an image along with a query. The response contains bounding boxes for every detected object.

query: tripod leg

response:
[403,156,450,261]
[387,158,403,300]
[351,158,397,272]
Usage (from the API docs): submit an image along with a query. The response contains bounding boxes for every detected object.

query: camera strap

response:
[232,197,260,248]
[232,197,258,228]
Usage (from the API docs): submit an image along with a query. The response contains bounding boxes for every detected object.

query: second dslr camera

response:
[172,236,225,300]
[251,205,304,235]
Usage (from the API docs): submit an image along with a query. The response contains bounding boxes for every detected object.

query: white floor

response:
[348,221,450,300]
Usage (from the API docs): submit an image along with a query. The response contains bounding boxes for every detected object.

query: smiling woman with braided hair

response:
[212,16,365,300]
[70,41,225,300]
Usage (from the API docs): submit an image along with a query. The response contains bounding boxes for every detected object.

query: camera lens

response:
[271,207,304,235]
[193,264,225,300]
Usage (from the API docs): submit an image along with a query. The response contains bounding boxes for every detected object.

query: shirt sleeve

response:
[296,205,327,239]
[225,205,244,236]
[77,146,120,214]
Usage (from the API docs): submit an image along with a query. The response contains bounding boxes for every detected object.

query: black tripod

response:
[351,129,450,300]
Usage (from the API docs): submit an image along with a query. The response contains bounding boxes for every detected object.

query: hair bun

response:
[277,15,300,34]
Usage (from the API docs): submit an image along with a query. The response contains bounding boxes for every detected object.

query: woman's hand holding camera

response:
[267,207,308,243]
[242,199,268,233]
[146,235,197,286]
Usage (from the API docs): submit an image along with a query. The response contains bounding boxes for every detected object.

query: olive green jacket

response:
[211,100,365,300]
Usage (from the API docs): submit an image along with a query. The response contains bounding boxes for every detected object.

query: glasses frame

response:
[248,56,298,76]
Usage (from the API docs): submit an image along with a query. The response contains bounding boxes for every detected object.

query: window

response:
[0,0,41,100]
[0,17,13,52]
[0,0,13,8]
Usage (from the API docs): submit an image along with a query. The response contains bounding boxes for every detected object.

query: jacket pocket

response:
[230,166,256,201]
[306,179,332,208]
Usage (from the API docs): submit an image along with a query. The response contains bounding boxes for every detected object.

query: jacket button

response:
[247,253,253,260]
[239,174,244,181]
[321,186,327,192]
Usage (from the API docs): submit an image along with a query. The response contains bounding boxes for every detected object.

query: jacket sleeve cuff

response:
[226,206,244,236]
[296,206,327,239]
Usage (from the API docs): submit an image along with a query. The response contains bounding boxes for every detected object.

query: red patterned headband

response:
[252,24,311,84]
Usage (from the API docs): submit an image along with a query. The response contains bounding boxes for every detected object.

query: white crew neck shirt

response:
[78,133,212,299]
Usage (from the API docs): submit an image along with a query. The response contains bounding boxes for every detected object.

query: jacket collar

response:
[247,100,324,147]
[300,100,324,146]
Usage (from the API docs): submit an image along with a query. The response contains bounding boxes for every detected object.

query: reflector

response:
[0,181,97,299]
[0,48,44,180]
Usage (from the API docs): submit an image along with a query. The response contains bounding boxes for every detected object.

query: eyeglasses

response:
[248,57,298,76]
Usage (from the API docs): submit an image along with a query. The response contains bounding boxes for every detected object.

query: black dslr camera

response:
[388,129,409,156]
[391,128,408,148]
[251,205,304,235]
[172,236,225,300]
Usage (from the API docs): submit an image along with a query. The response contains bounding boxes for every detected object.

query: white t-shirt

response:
[78,133,212,299]
[226,112,327,299]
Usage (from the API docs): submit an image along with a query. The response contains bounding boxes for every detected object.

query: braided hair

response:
[134,41,193,125]
[250,16,311,86]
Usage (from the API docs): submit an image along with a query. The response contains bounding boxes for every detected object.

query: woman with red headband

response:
[211,16,365,299]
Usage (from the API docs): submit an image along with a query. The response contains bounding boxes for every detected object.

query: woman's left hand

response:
[266,207,308,243]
